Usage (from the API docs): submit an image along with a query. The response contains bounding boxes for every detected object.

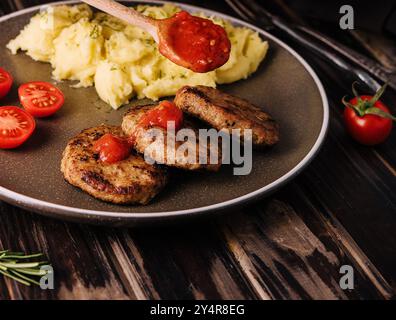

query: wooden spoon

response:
[81,0,231,73]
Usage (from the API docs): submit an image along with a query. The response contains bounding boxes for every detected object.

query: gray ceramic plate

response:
[0,0,328,225]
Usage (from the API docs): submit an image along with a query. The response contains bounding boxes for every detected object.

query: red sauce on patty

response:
[93,134,131,164]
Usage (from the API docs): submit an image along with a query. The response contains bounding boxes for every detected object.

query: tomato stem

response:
[342,95,364,116]
[344,82,395,121]
[365,107,396,121]
[369,83,387,106]
[351,81,363,104]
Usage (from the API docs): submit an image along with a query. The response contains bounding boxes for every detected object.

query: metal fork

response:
[226,0,396,92]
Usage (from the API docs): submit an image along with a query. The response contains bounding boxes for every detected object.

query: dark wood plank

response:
[294,54,396,291]
[1,190,394,300]
[0,0,395,300]
[0,203,130,299]
[121,223,258,299]
[221,195,392,300]
[0,203,259,299]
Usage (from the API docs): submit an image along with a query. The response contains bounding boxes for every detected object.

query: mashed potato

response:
[95,60,133,107]
[7,4,92,62]
[7,4,268,109]
[52,18,104,87]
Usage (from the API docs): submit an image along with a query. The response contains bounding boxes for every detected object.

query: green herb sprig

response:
[0,250,50,286]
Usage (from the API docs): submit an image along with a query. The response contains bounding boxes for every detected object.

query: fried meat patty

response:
[61,125,168,204]
[174,85,279,147]
[122,104,221,171]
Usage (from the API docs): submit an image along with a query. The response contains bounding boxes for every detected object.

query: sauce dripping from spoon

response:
[82,0,231,72]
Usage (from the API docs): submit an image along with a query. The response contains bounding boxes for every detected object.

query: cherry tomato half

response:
[0,68,13,99]
[93,134,131,164]
[344,95,393,145]
[18,81,64,118]
[0,106,36,149]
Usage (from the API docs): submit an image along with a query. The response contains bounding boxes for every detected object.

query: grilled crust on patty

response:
[174,85,279,147]
[122,104,221,171]
[61,125,168,205]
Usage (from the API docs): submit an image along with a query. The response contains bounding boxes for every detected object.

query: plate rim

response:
[0,0,329,221]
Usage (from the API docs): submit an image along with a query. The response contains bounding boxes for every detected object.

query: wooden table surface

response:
[1,0,395,300]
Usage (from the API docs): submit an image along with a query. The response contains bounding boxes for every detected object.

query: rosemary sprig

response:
[0,250,50,286]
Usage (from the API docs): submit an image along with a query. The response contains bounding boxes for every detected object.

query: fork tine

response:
[226,0,274,27]
[244,0,275,20]
[225,0,256,22]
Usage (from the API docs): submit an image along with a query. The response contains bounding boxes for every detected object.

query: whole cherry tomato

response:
[342,83,395,145]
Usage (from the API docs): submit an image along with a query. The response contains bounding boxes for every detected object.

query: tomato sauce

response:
[138,101,184,131]
[93,134,131,164]
[95,102,183,162]
[128,101,183,146]
[164,11,231,73]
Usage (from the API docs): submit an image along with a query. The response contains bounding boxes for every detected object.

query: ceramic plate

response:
[0,0,328,225]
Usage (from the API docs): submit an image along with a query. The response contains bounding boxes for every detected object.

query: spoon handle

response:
[81,0,159,41]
